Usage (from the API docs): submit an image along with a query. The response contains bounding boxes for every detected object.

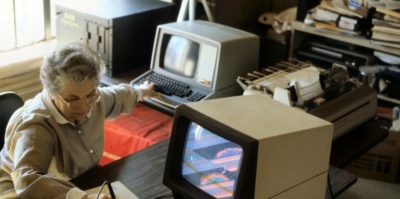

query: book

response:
[370,40,400,49]
[85,181,140,199]
[320,0,368,18]
[338,15,363,31]
[313,21,361,35]
[376,7,400,19]
[372,18,400,29]
[385,15,400,23]
[373,11,400,23]
[371,31,400,42]
[372,26,400,35]
[312,7,340,22]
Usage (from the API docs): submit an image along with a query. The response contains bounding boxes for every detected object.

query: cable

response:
[96,181,108,199]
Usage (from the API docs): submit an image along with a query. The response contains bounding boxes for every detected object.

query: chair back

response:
[0,92,24,149]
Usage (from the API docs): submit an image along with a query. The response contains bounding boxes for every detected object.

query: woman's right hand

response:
[84,193,112,199]
[138,81,161,99]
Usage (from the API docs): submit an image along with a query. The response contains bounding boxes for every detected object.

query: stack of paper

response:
[257,66,324,103]
[371,8,400,49]
[305,0,369,35]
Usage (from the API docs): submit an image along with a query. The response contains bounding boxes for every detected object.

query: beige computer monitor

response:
[164,94,333,199]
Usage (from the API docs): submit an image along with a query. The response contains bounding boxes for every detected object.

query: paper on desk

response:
[85,181,139,199]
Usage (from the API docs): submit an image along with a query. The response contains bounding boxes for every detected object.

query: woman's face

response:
[52,78,99,124]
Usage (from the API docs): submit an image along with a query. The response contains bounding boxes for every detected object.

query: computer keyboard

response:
[137,73,193,98]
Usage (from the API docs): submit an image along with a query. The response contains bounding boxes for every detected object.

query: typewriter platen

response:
[237,59,377,138]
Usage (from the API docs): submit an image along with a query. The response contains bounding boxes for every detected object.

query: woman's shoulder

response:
[8,92,53,131]
[21,93,52,120]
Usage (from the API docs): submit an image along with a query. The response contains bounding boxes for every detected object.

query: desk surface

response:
[72,140,356,199]
[72,140,170,199]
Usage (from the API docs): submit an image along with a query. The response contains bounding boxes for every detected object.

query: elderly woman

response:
[0,43,158,199]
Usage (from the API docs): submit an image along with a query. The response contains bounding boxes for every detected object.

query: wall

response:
[265,0,298,13]
[0,58,43,101]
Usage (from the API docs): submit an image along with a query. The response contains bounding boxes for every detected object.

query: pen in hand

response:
[93,180,115,199]
[107,181,116,199]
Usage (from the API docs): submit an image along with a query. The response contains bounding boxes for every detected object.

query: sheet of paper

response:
[85,181,139,199]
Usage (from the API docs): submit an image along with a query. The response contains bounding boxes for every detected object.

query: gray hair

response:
[40,42,106,95]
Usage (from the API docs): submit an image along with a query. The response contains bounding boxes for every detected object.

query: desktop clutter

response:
[293,0,400,133]
[299,0,400,93]
[304,0,400,46]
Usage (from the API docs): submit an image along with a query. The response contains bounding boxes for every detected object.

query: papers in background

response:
[325,0,368,18]
[371,7,400,49]
[305,0,369,35]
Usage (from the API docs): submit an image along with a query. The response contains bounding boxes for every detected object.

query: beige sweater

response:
[0,84,139,199]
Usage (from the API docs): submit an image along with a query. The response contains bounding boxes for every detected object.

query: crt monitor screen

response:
[181,122,244,199]
[161,35,200,78]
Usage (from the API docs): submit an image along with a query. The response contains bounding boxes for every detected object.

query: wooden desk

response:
[72,140,356,199]
[72,140,171,199]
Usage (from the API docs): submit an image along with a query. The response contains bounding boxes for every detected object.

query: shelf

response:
[291,21,400,57]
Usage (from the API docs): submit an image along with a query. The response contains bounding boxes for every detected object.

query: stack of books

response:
[305,0,369,35]
[371,8,400,49]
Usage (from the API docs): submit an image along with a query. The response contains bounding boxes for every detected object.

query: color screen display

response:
[182,122,243,199]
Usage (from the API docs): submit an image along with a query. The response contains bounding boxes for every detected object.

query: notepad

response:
[85,181,139,199]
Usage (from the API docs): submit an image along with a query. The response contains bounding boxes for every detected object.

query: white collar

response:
[41,91,76,126]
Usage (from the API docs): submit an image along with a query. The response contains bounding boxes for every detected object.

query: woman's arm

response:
[100,83,158,119]
[9,124,85,199]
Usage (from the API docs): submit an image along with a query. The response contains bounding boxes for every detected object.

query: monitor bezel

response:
[152,29,218,92]
[163,104,258,199]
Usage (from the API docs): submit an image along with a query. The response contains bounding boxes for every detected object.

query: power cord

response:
[96,181,108,199]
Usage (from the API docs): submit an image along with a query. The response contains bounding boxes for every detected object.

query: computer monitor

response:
[162,35,199,78]
[164,94,333,199]
[132,20,259,112]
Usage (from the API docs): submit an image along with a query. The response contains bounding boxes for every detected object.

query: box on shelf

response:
[344,131,400,183]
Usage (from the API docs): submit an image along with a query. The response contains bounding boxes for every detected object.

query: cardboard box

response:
[344,131,400,183]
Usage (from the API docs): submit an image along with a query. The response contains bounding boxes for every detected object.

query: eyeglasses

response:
[57,88,101,108]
